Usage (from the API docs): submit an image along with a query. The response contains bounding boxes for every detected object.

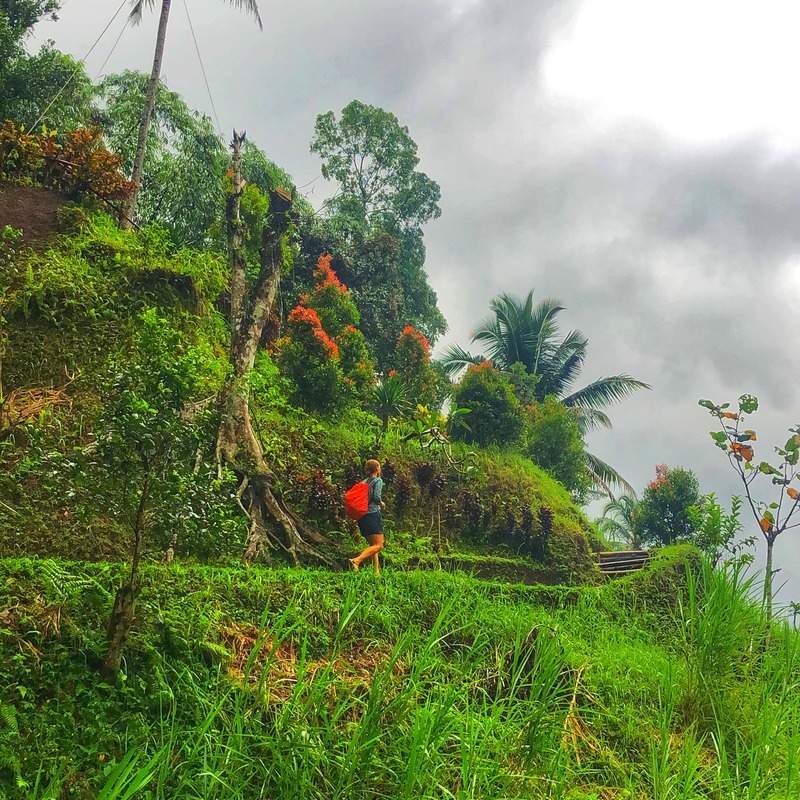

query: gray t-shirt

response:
[365,476,383,513]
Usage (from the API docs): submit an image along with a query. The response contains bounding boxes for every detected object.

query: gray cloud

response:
[35,0,800,602]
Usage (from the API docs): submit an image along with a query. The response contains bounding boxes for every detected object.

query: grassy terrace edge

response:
[7,545,799,799]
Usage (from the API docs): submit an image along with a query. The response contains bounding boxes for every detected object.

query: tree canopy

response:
[633,465,701,547]
[311,100,441,232]
[0,0,92,131]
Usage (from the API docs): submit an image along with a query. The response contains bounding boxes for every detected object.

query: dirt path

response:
[0,182,64,247]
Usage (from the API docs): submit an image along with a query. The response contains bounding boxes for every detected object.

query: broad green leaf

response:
[738,394,759,414]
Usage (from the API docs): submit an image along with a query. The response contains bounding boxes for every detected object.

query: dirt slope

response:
[0,182,64,246]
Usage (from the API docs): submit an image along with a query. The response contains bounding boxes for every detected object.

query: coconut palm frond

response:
[131,0,262,28]
[598,493,641,547]
[562,374,651,412]
[569,406,613,433]
[439,344,487,378]
[584,451,636,497]
[230,0,263,29]
[471,315,508,367]
[448,287,647,433]
[539,331,587,398]
[490,291,538,370]
[128,0,155,25]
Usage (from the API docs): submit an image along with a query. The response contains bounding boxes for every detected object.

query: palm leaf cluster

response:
[441,291,650,495]
[596,494,642,549]
[129,0,262,29]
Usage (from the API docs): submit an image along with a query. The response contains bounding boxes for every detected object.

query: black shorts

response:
[357,511,384,539]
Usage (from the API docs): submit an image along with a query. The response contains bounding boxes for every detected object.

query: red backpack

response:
[344,479,372,521]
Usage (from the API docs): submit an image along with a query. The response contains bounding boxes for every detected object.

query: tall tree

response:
[122,0,262,228]
[0,0,59,44]
[96,71,225,246]
[306,100,447,367]
[311,100,441,231]
[217,131,327,566]
[441,290,650,494]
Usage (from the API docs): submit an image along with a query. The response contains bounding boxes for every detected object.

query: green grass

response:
[0,552,797,799]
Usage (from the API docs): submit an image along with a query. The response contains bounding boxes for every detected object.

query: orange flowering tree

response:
[303,255,357,333]
[699,394,800,618]
[277,306,345,412]
[300,255,375,398]
[394,325,441,408]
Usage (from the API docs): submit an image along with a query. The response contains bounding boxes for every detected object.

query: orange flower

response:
[313,254,347,293]
[788,487,800,500]
[723,412,739,420]
[760,517,772,532]
[740,445,754,462]
[99,754,105,761]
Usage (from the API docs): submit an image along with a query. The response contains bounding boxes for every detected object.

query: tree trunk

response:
[219,132,328,567]
[121,0,172,229]
[104,471,150,671]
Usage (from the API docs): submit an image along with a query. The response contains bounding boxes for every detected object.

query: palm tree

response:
[597,494,642,549]
[441,290,650,494]
[372,375,410,433]
[122,0,262,227]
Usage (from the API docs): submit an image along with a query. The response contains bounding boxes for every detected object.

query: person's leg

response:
[372,551,380,576]
[349,534,384,571]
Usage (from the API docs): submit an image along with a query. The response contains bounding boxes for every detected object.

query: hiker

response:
[347,459,385,574]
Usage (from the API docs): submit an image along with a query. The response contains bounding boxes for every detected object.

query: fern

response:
[39,561,111,602]
[0,704,22,784]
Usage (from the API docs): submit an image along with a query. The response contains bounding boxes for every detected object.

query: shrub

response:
[276,305,345,412]
[450,362,524,448]
[634,465,701,547]
[300,255,376,399]
[0,122,135,202]
[303,255,359,336]
[394,325,441,408]
[337,325,375,398]
[524,397,591,502]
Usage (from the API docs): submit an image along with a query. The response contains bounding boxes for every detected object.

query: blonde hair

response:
[365,459,381,476]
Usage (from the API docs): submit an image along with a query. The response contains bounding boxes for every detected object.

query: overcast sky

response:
[33,0,800,604]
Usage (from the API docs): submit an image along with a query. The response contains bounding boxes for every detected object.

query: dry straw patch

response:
[217,623,401,699]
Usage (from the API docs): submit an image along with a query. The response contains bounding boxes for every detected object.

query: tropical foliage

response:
[442,290,649,493]
[524,396,591,503]
[450,362,524,448]
[95,71,226,246]
[633,464,701,548]
[0,0,93,131]
[597,493,642,549]
[2,7,800,799]
[699,394,800,618]
[0,121,135,202]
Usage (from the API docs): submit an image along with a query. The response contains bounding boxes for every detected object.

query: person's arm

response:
[376,477,385,509]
